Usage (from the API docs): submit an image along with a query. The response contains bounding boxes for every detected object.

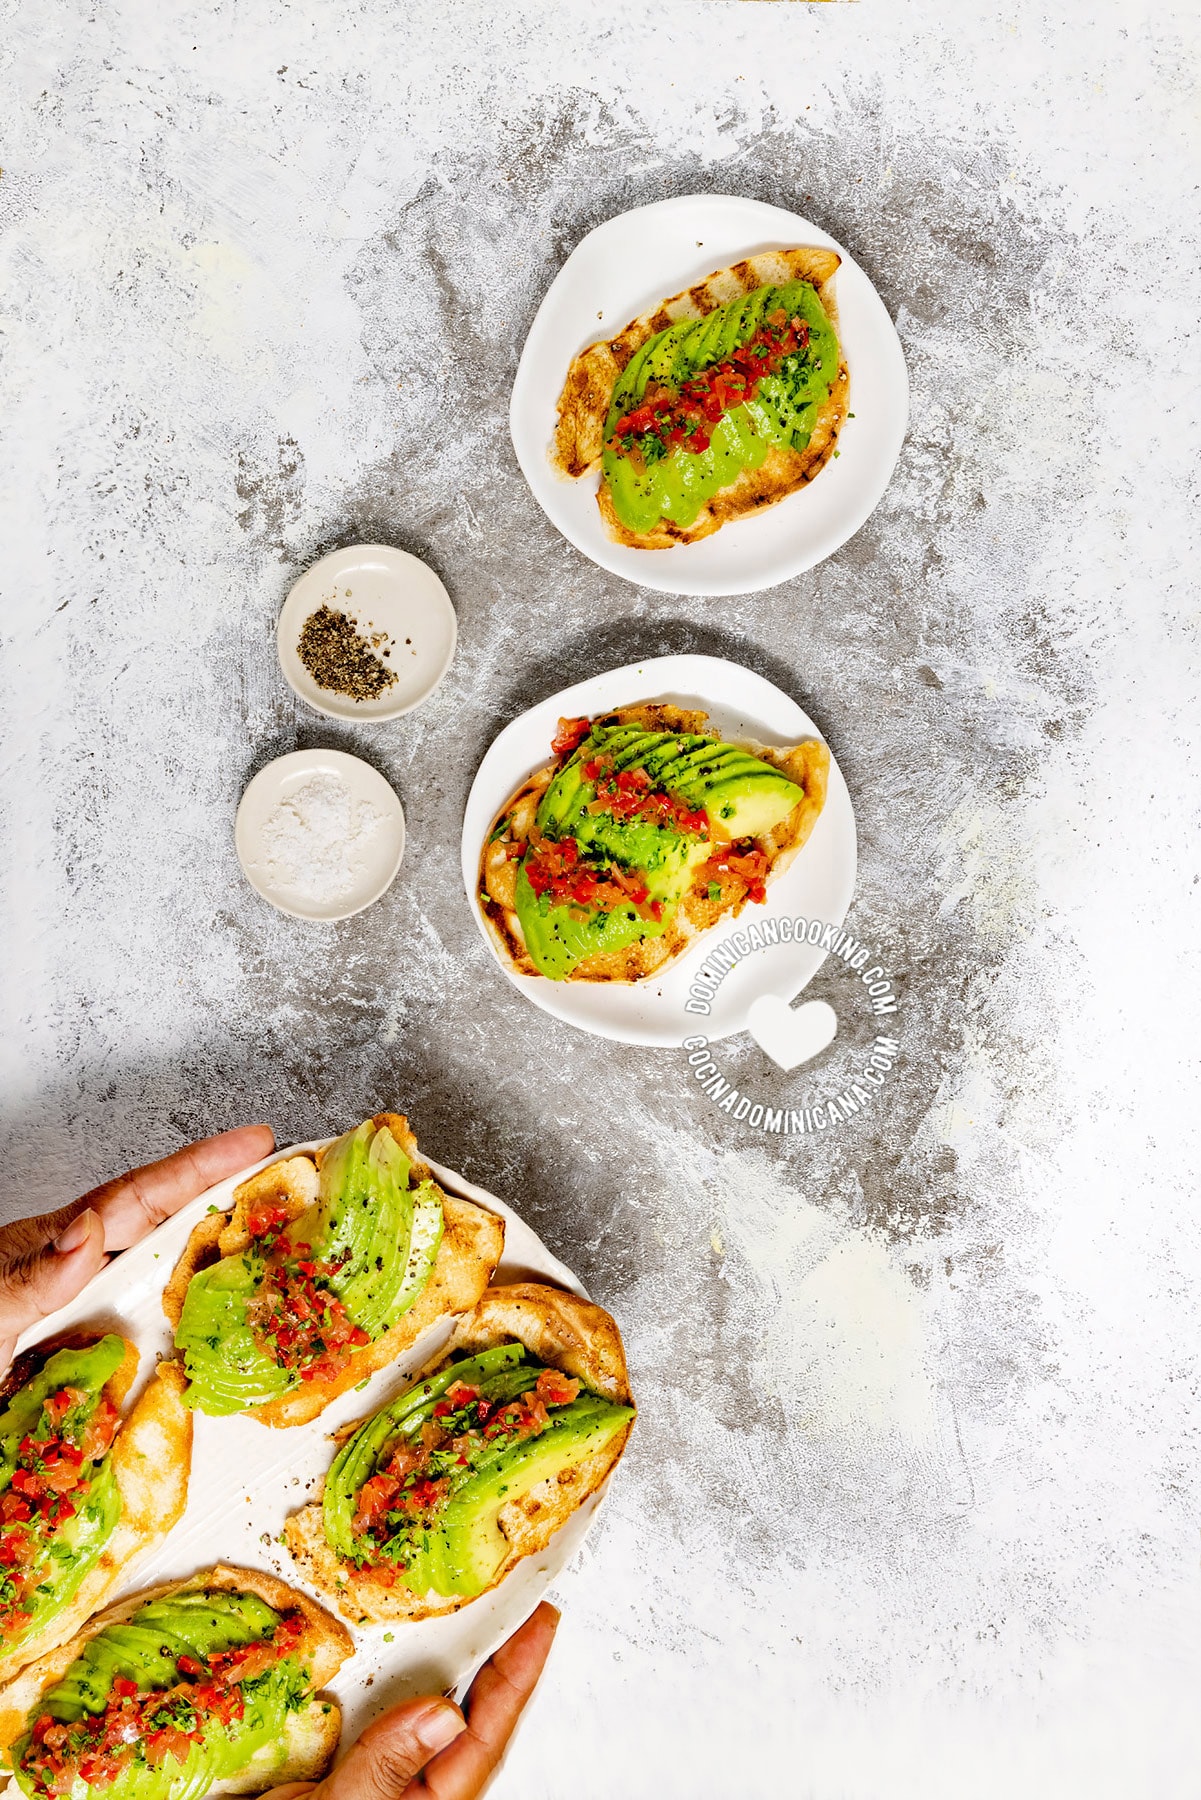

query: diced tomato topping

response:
[246,1202,291,1239]
[701,838,770,906]
[17,1613,304,1797]
[608,309,811,465]
[246,1230,376,1383]
[352,1473,401,1535]
[535,1369,582,1407]
[521,831,670,926]
[550,716,592,757]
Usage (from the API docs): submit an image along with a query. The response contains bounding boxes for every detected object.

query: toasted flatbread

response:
[552,248,848,548]
[0,1339,192,1686]
[478,703,830,983]
[0,1564,351,1794]
[163,1115,505,1429]
[285,1282,635,1625]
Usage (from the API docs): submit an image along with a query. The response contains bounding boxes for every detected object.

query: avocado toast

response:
[0,1563,351,1800]
[165,1114,505,1428]
[552,248,847,549]
[0,1338,190,1686]
[284,1283,634,1624]
[478,702,829,983]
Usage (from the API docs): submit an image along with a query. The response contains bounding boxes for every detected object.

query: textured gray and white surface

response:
[3,3,1201,1795]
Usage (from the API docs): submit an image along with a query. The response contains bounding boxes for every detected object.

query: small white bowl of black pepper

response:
[276,544,457,722]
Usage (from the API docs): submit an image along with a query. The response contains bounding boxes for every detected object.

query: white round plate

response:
[510,194,908,597]
[236,748,405,921]
[278,544,457,720]
[461,654,857,1046]
[14,1137,616,1736]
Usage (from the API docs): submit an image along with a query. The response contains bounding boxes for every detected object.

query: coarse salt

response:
[254,772,387,905]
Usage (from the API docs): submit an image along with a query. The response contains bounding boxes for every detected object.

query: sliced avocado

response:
[0,1337,126,1486]
[656,743,751,791]
[602,278,840,537]
[327,1124,412,1337]
[604,730,679,774]
[323,1344,530,1558]
[435,1400,633,1597]
[645,318,696,385]
[175,1255,292,1414]
[699,772,804,840]
[685,307,729,370]
[636,733,713,783]
[16,1589,303,1800]
[585,722,652,760]
[385,1179,443,1324]
[535,757,589,836]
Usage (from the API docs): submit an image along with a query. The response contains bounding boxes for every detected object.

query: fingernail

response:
[416,1702,466,1755]
[54,1210,96,1255]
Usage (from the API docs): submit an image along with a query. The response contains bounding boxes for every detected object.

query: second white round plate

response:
[461,654,857,1046]
[510,194,908,597]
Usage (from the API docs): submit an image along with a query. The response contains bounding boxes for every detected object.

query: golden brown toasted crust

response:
[284,1283,635,1626]
[0,1563,351,1789]
[163,1121,505,1428]
[478,703,830,984]
[0,1346,193,1686]
[552,247,848,548]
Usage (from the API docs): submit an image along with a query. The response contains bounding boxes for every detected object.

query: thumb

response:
[318,1699,466,1800]
[0,1210,108,1369]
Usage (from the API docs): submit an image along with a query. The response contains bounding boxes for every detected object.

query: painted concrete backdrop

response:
[3,3,1200,1795]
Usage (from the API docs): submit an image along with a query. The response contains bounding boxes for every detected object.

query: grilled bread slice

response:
[552,247,848,548]
[0,1338,191,1686]
[479,703,829,983]
[163,1115,505,1429]
[284,1283,635,1625]
[0,1564,351,1795]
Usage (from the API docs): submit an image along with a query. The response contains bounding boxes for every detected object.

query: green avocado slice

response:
[514,865,670,981]
[38,1589,282,1721]
[635,734,712,783]
[386,1180,443,1325]
[323,1344,529,1559]
[603,277,840,536]
[175,1255,292,1415]
[435,1400,633,1598]
[657,744,751,792]
[0,1337,126,1485]
[323,1124,411,1338]
[0,1339,128,1653]
[13,1589,307,1800]
[699,771,806,839]
[323,1348,632,1601]
[176,1120,445,1415]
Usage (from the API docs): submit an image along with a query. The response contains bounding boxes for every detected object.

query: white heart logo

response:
[747,996,838,1072]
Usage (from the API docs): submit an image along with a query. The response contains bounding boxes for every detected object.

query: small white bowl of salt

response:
[235,749,405,921]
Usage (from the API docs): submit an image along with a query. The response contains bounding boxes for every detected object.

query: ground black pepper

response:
[296,605,398,700]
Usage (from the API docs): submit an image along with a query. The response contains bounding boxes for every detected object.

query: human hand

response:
[264,1601,560,1800]
[0,1124,275,1374]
